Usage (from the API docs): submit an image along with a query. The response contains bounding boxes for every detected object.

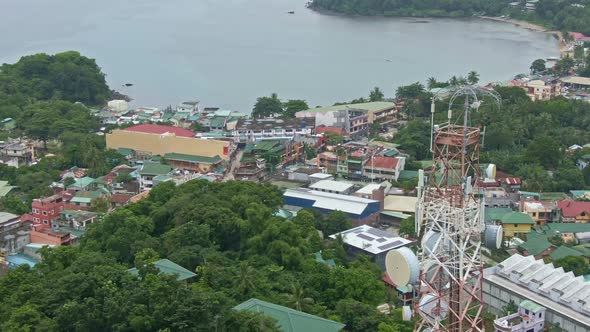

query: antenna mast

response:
[415,86,500,332]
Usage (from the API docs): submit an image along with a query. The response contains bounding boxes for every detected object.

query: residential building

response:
[535,223,590,244]
[329,225,412,270]
[483,254,590,332]
[60,210,99,230]
[107,100,128,112]
[354,182,392,200]
[557,200,590,223]
[523,77,562,101]
[31,194,65,228]
[549,245,586,263]
[562,76,590,89]
[518,236,554,259]
[106,124,231,166]
[499,212,535,237]
[363,156,405,182]
[383,195,418,216]
[283,188,381,221]
[164,153,223,173]
[110,193,133,209]
[287,168,323,183]
[317,151,340,174]
[568,32,590,46]
[137,163,173,191]
[309,172,333,184]
[521,200,556,226]
[234,298,345,332]
[0,138,34,167]
[493,300,546,332]
[296,101,398,127]
[309,180,355,195]
[127,258,196,281]
[0,181,16,198]
[176,101,200,113]
[29,224,74,246]
[498,177,522,192]
[231,117,315,143]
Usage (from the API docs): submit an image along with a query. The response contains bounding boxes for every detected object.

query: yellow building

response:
[106,124,231,172]
[499,212,535,237]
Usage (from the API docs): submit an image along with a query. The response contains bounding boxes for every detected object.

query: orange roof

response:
[124,124,194,137]
[557,200,590,218]
[366,156,399,170]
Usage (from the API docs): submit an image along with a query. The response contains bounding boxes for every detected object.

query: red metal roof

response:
[557,200,590,218]
[366,156,399,170]
[111,193,133,205]
[500,177,522,185]
[570,32,590,41]
[123,124,195,137]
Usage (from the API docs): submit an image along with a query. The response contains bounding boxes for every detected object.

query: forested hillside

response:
[0,180,414,331]
[310,0,590,34]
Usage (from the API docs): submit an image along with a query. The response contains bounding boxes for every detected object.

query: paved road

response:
[224,149,243,182]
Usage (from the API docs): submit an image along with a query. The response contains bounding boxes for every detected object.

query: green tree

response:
[90,196,110,213]
[285,283,314,311]
[369,87,384,102]
[524,136,561,168]
[190,121,208,132]
[282,99,309,118]
[554,255,590,276]
[502,300,518,315]
[115,173,134,183]
[555,56,575,75]
[395,82,425,100]
[252,93,283,118]
[530,59,546,73]
[399,216,416,238]
[467,70,480,85]
[0,194,30,215]
[319,211,353,236]
[325,132,344,145]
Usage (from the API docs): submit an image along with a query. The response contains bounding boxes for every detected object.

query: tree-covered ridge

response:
[310,0,590,35]
[1,180,414,331]
[0,51,110,106]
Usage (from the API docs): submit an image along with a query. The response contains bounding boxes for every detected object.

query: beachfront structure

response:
[483,254,590,332]
[283,188,381,221]
[329,225,412,270]
[106,124,231,170]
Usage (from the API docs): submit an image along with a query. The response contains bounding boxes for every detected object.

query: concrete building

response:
[287,168,323,183]
[521,200,557,226]
[308,180,355,195]
[329,225,412,270]
[283,188,381,221]
[308,173,333,184]
[363,156,405,182]
[296,102,398,127]
[231,118,314,143]
[483,254,590,332]
[493,300,546,332]
[107,100,128,112]
[499,212,535,237]
[0,138,34,167]
[557,200,590,223]
[137,163,173,191]
[106,124,231,166]
[523,77,562,101]
[31,194,65,228]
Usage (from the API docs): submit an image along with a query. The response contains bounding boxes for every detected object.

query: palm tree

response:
[427,77,438,89]
[467,71,480,85]
[449,76,459,86]
[238,262,257,295]
[285,283,314,311]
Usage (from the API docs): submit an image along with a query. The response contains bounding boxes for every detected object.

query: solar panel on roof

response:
[367,228,393,238]
[357,234,375,241]
[378,240,404,250]
[376,238,387,243]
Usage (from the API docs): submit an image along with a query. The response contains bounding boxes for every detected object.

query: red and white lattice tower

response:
[414,86,499,332]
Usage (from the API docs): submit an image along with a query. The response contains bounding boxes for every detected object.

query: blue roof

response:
[6,254,38,269]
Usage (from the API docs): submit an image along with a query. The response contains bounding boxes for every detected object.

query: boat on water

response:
[287,11,295,14]
[546,56,559,62]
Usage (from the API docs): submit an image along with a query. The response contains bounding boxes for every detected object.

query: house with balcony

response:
[231,117,314,143]
[363,156,405,182]
[520,200,558,226]
[137,162,173,191]
[523,76,562,101]
[493,300,545,332]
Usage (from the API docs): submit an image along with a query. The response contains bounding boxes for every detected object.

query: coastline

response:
[479,16,566,56]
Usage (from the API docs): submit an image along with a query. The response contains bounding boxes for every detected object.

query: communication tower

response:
[414,86,500,332]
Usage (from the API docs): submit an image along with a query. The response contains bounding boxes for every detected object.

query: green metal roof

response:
[301,101,396,114]
[208,116,226,128]
[274,209,294,219]
[60,226,85,238]
[127,258,196,281]
[268,145,286,154]
[399,170,419,180]
[571,190,590,200]
[346,159,362,164]
[243,143,255,154]
[313,251,336,268]
[117,148,135,156]
[539,192,569,200]
[254,140,282,152]
[573,244,590,257]
[163,153,222,164]
[518,237,553,256]
[519,300,544,313]
[550,246,584,261]
[383,149,400,157]
[484,208,513,223]
[539,223,590,234]
[380,211,411,219]
[71,197,92,204]
[500,212,534,225]
[0,180,16,197]
[68,176,96,190]
[139,163,173,176]
[234,298,345,332]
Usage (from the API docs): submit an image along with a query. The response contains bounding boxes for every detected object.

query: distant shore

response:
[479,16,566,56]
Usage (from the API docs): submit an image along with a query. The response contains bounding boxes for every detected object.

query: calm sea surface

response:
[1,0,559,112]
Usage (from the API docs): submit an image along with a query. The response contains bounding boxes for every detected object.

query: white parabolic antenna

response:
[385,247,420,286]
[402,305,413,321]
[486,164,496,179]
[418,293,449,324]
[421,230,449,255]
[484,224,503,250]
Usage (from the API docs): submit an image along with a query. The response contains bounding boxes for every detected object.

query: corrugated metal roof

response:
[309,180,354,193]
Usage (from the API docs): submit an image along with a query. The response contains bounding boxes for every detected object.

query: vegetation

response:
[0,180,414,331]
[310,0,590,35]
[252,93,309,118]
[554,255,590,276]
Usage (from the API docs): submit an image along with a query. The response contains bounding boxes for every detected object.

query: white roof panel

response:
[309,180,354,193]
[329,225,412,255]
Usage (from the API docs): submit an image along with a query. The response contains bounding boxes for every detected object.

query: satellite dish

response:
[484,224,503,250]
[385,247,420,286]
[402,306,413,321]
[422,230,449,256]
[418,293,449,325]
[486,164,497,179]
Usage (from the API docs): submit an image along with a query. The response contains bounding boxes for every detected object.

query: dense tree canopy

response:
[0,51,110,105]
[1,180,412,330]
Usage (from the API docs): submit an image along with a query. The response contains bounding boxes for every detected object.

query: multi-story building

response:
[523,77,562,101]
[363,156,405,182]
[557,200,590,223]
[231,118,315,143]
[31,194,65,228]
[521,200,557,226]
[0,138,35,167]
[296,102,398,130]
[493,300,546,332]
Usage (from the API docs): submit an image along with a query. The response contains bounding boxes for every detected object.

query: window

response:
[33,218,39,222]
[33,209,39,214]
[538,313,542,318]
[51,209,54,214]
[43,220,48,225]
[532,212,537,217]
[42,211,47,216]
[514,224,518,228]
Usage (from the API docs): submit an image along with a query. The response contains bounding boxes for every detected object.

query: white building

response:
[493,300,546,332]
[107,100,129,112]
[309,179,355,195]
[483,254,590,332]
[232,118,315,143]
